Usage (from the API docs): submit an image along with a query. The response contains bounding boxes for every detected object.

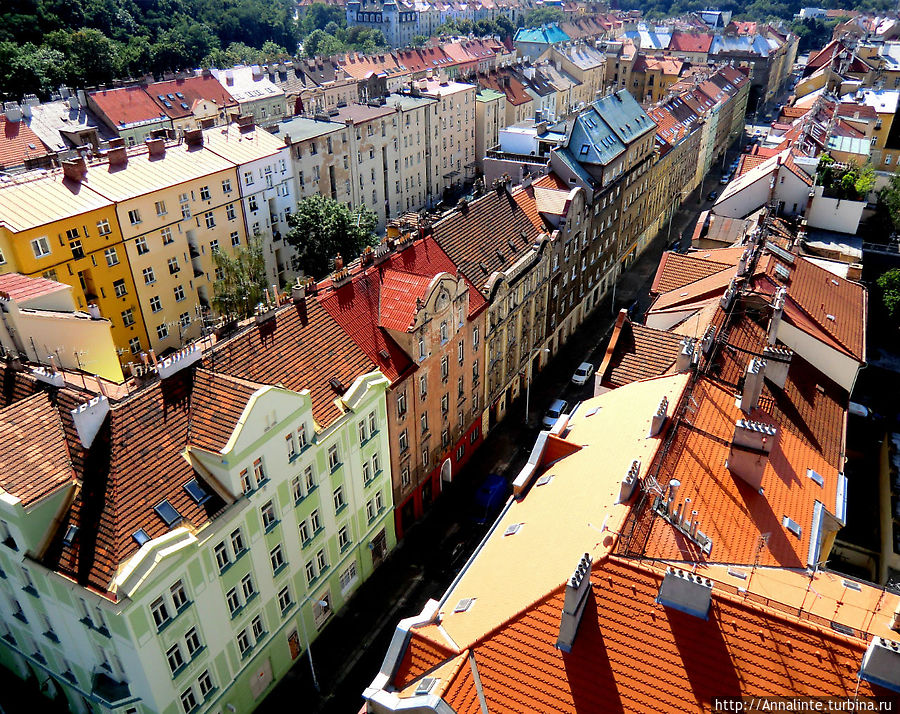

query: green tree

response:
[211,237,270,320]
[523,7,564,27]
[876,268,900,322]
[286,195,378,279]
[300,3,346,36]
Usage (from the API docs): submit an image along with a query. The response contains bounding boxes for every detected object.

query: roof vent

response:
[807,468,824,487]
[859,637,900,693]
[503,523,523,536]
[454,597,475,613]
[782,515,802,538]
[727,419,778,490]
[414,677,437,695]
[329,377,346,393]
[762,345,792,389]
[557,552,592,653]
[657,566,713,619]
[648,396,669,437]
[70,395,111,449]
[154,500,182,527]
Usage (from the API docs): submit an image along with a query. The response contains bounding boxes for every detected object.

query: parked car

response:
[571,362,595,386]
[542,398,569,429]
[719,173,731,185]
[472,473,509,524]
[706,190,718,202]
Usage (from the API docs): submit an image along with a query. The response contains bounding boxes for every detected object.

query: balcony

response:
[92,672,132,708]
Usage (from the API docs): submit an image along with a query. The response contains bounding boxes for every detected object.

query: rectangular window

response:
[285,433,296,460]
[222,178,232,193]
[214,542,229,570]
[240,574,255,600]
[458,340,464,364]
[298,424,308,448]
[143,267,156,285]
[270,544,285,573]
[204,211,215,229]
[419,375,427,399]
[198,670,214,697]
[328,445,339,470]
[310,509,321,532]
[121,308,135,327]
[261,501,277,530]
[167,257,180,274]
[362,461,371,483]
[184,627,201,657]
[97,218,111,236]
[240,469,252,494]
[253,458,266,484]
[149,295,161,312]
[338,526,350,550]
[161,227,173,245]
[340,561,358,592]
[399,429,408,452]
[31,237,51,259]
[128,209,141,225]
[368,411,377,435]
[174,284,185,302]
[375,491,384,511]
[251,615,264,640]
[441,356,449,381]
[181,687,198,713]
[135,236,149,255]
[397,392,407,418]
[401,467,410,487]
[316,549,328,571]
[226,588,240,615]
[299,520,310,544]
[236,629,251,656]
[366,500,375,521]
[441,394,449,414]
[155,200,167,216]
[226,203,236,221]
[129,337,141,354]
[291,476,303,502]
[423,447,430,468]
[358,420,367,445]
[231,528,245,554]
[150,597,171,629]
[199,186,211,201]
[170,580,188,610]
[333,486,345,512]
[104,247,119,266]
[167,644,184,673]
[278,586,292,614]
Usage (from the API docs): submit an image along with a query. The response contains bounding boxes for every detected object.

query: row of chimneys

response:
[61,129,204,181]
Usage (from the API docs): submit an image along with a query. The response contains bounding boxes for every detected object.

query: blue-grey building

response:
[346,1,419,48]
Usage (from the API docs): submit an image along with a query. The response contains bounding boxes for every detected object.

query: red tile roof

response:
[89,85,168,128]
[669,31,713,53]
[432,187,545,291]
[208,295,379,425]
[0,392,75,507]
[145,75,238,120]
[379,269,435,332]
[188,370,260,452]
[0,115,52,169]
[0,273,70,303]
[596,310,684,389]
[650,250,738,295]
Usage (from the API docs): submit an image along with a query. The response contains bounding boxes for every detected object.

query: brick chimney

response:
[146,137,166,157]
[62,157,87,182]
[184,128,204,147]
[674,338,694,373]
[739,358,766,413]
[727,419,778,490]
[762,345,792,389]
[106,145,128,167]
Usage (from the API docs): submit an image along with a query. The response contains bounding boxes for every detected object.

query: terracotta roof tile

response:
[0,273,70,303]
[432,187,544,291]
[650,250,737,295]
[597,312,684,389]
[533,172,569,191]
[89,85,168,128]
[188,370,261,452]
[0,115,52,169]
[394,634,456,685]
[669,31,713,53]
[0,392,75,507]
[144,75,238,120]
[379,269,435,332]
[209,296,378,426]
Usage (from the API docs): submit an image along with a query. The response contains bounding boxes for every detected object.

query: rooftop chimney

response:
[86,303,102,319]
[157,344,202,380]
[700,325,716,356]
[291,278,306,304]
[334,253,344,271]
[727,419,778,490]
[106,145,128,167]
[657,566,713,619]
[762,345,792,389]
[720,278,737,310]
[146,137,166,157]
[767,287,786,345]
[62,157,87,182]
[71,396,111,448]
[184,128,204,147]
[618,459,640,503]
[740,358,766,413]
[675,338,694,373]
[648,396,669,437]
[556,553,593,653]
[859,637,900,693]
[3,102,22,123]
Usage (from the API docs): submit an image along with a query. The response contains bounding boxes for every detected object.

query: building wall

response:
[395,98,434,212]
[422,83,478,198]
[0,371,395,714]
[776,321,859,392]
[475,94,506,172]
[806,187,864,234]
[345,111,397,231]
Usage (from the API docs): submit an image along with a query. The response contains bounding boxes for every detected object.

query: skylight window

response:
[536,474,554,487]
[63,525,78,545]
[133,529,151,546]
[782,516,802,538]
[415,678,437,695]
[806,468,824,487]
[154,500,183,527]
[183,479,211,505]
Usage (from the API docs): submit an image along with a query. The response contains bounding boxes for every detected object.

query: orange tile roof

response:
[88,85,168,128]
[0,273,70,303]
[737,153,768,176]
[188,370,261,452]
[208,295,379,426]
[378,269,435,332]
[0,115,52,169]
[650,250,738,295]
[145,75,238,120]
[756,255,866,362]
[669,31,713,53]
[597,310,684,389]
[0,392,75,507]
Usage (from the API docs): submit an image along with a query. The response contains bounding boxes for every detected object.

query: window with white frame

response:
[328,445,339,470]
[333,485,345,512]
[270,544,285,573]
[261,501,277,529]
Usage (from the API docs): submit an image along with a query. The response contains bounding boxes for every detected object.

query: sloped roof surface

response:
[650,250,738,294]
[379,269,435,332]
[0,273,70,303]
[0,115,52,169]
[188,370,261,453]
[597,315,684,389]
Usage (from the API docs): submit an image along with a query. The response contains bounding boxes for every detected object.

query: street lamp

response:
[524,347,551,426]
[299,599,329,692]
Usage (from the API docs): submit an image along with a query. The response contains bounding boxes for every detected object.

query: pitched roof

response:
[0,392,75,507]
[431,187,545,292]
[596,310,684,389]
[144,75,238,120]
[88,85,168,128]
[208,295,379,426]
[669,31,713,53]
[188,370,261,452]
[650,249,739,295]
[379,269,435,332]
[0,273,70,303]
[0,115,52,169]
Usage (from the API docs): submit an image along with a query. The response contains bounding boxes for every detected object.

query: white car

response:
[571,362,594,386]
[542,399,569,429]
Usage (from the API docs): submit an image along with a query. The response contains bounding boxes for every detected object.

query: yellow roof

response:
[0,172,113,233]
[82,143,235,203]
[202,124,286,165]
[430,372,691,651]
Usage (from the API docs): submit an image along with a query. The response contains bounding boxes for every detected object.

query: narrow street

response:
[256,165,718,714]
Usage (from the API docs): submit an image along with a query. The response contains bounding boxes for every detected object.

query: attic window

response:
[132,529,151,546]
[782,516,802,538]
[478,261,488,274]
[415,677,437,695]
[830,621,855,637]
[536,474,554,487]
[154,500,182,527]
[454,597,475,613]
[378,348,391,361]
[807,468,824,487]
[63,525,78,545]
[580,144,590,155]
[183,479,211,505]
[329,377,345,392]
[503,523,523,536]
